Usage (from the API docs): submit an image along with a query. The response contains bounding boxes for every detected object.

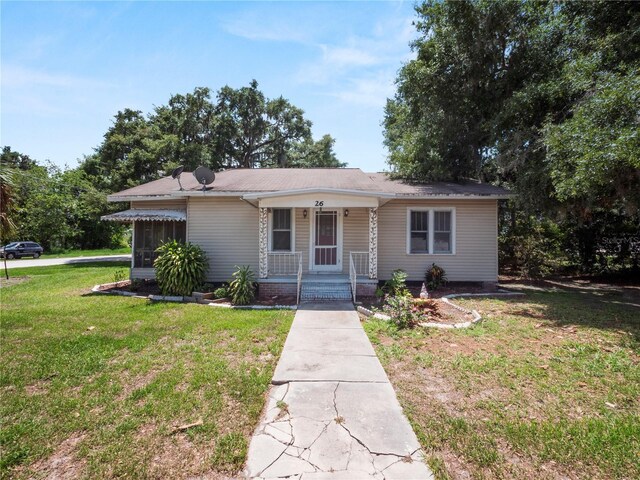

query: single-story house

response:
[103,168,511,301]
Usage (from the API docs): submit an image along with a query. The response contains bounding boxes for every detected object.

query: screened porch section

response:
[133,221,186,268]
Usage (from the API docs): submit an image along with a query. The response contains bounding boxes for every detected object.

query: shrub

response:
[383,295,420,329]
[113,268,127,284]
[383,269,411,297]
[425,263,447,290]
[229,265,256,305]
[154,240,208,296]
[214,286,228,299]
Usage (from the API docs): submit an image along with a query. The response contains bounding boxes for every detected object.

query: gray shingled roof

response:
[108,168,511,199]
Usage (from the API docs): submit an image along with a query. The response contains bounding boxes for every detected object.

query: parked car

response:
[0,242,44,259]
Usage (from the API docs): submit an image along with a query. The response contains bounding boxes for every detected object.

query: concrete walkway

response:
[245,303,433,480]
[3,254,131,269]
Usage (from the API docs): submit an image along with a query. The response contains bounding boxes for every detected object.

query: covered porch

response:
[243,188,391,302]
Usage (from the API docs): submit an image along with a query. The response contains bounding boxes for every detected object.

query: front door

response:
[312,209,342,271]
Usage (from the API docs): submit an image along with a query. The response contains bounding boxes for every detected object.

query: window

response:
[409,211,429,253]
[407,208,455,255]
[271,208,292,251]
[133,221,186,267]
[433,211,452,253]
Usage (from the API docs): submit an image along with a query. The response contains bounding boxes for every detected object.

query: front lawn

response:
[365,284,640,479]
[42,247,131,258]
[0,263,293,479]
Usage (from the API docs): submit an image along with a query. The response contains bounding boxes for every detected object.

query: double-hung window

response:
[433,211,453,253]
[409,211,429,254]
[271,208,292,251]
[407,208,455,254]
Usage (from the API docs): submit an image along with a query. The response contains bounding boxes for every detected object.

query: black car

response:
[0,242,44,259]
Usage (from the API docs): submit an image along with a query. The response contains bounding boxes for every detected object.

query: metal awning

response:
[101,209,187,222]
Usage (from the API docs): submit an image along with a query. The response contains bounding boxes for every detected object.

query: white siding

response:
[378,199,498,282]
[131,199,187,209]
[294,208,310,274]
[342,208,369,269]
[188,197,259,282]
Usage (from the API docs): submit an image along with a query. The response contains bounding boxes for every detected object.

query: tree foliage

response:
[1,147,126,251]
[83,80,343,192]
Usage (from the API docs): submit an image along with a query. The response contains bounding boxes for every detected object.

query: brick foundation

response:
[258,282,297,300]
[356,282,377,298]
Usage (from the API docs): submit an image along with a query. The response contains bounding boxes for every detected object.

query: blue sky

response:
[1,1,417,172]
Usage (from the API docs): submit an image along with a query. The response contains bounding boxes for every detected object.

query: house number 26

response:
[314,201,324,206]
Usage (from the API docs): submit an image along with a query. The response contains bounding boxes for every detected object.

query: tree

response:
[82,81,343,193]
[0,161,16,279]
[84,109,166,193]
[2,147,127,252]
[286,135,346,168]
[213,80,312,168]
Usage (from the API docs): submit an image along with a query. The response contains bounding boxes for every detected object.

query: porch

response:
[246,188,388,302]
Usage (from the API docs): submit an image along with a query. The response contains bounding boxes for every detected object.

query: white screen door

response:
[313,210,340,271]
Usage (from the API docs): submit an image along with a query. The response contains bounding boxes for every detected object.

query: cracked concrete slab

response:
[245,303,433,479]
[272,351,389,383]
[283,327,377,356]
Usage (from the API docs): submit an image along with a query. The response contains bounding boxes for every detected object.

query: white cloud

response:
[330,73,396,108]
[221,9,317,44]
[2,65,113,89]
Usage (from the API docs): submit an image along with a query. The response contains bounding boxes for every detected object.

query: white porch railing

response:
[267,252,302,276]
[349,254,357,303]
[350,251,369,277]
[296,255,303,305]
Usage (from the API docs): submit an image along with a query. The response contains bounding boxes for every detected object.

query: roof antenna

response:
[171,166,185,191]
[193,166,216,191]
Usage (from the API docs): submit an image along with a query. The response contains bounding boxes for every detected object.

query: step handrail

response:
[296,255,303,304]
[349,254,357,303]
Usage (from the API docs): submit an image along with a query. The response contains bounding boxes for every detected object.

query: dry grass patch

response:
[365,285,640,480]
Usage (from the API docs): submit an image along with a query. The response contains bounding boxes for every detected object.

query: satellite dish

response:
[193,166,215,191]
[171,165,184,190]
[171,165,184,179]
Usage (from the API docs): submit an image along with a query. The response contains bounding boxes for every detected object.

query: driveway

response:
[2,254,131,269]
[245,303,433,479]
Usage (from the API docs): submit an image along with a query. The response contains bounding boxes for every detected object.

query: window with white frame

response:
[407,208,455,254]
[409,210,429,253]
[433,211,453,253]
[271,208,292,251]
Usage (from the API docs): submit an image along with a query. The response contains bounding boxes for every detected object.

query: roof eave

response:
[242,188,397,200]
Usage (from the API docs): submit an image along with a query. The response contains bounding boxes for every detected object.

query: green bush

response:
[383,269,411,297]
[383,295,420,329]
[229,265,256,305]
[425,263,447,290]
[214,286,228,299]
[154,240,208,296]
[113,268,127,284]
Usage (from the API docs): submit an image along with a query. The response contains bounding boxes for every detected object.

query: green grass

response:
[365,288,640,479]
[42,247,131,258]
[0,262,294,479]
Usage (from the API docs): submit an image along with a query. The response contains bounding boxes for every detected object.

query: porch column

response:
[258,207,268,278]
[368,207,378,279]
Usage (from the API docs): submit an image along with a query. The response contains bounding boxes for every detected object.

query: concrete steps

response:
[300,281,353,302]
